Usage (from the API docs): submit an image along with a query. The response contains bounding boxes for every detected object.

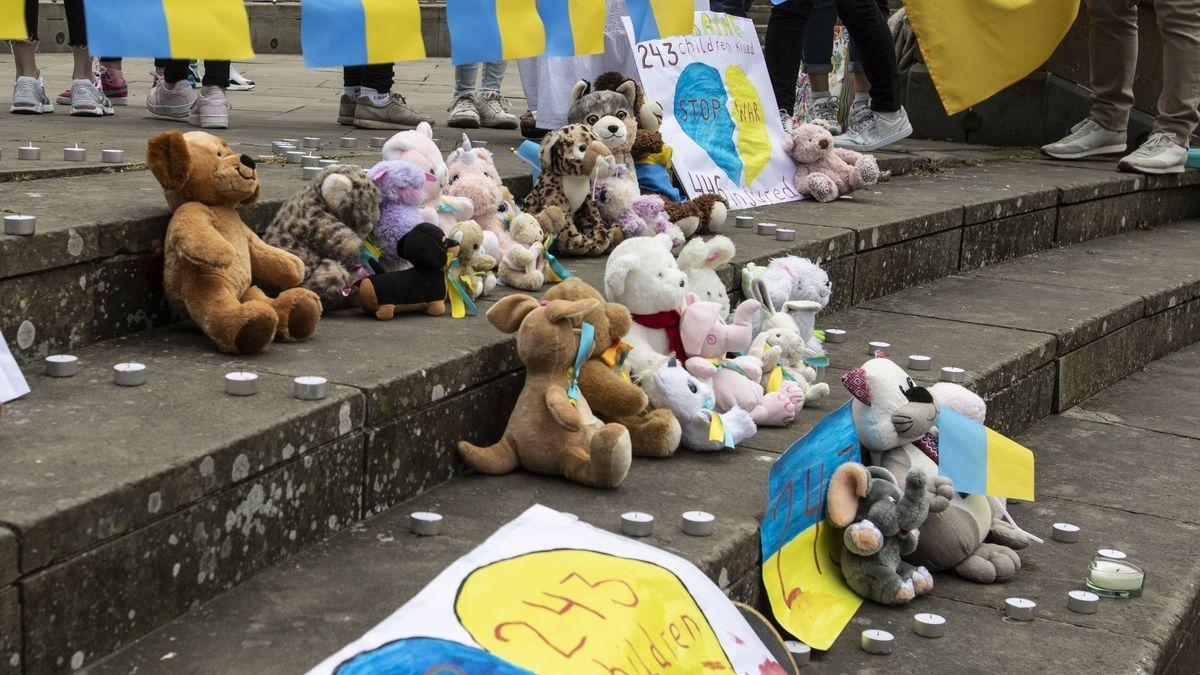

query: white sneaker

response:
[779,108,794,134]
[1041,118,1127,159]
[806,94,842,134]
[845,97,870,135]
[10,76,53,114]
[1118,132,1187,175]
[69,79,114,117]
[189,87,230,129]
[228,65,255,91]
[834,106,912,152]
[478,91,518,130]
[447,92,480,129]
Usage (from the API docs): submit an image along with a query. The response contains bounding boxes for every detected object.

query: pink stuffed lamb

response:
[444,134,514,259]
[382,123,473,232]
[678,294,803,427]
[784,122,880,203]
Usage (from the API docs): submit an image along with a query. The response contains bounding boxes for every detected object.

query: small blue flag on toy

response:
[936,406,1035,501]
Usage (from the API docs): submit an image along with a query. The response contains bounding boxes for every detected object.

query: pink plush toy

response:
[445,134,514,259]
[678,294,803,427]
[382,123,473,231]
[784,122,880,203]
[367,159,437,269]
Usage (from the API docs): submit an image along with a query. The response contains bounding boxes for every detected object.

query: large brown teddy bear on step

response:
[147,131,322,354]
[458,294,633,488]
[543,279,682,459]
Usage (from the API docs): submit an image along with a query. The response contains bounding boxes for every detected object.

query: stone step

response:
[80,251,1200,675]
[4,204,1200,672]
[0,138,1021,365]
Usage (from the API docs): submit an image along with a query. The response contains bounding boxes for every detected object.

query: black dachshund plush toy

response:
[358,222,460,319]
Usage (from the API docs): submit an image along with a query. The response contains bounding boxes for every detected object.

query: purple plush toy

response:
[367,160,437,268]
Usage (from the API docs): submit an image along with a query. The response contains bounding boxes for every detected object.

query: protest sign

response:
[0,329,29,403]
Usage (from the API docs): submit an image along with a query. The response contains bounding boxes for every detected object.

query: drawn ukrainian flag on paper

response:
[936,406,1035,501]
[537,0,606,57]
[626,0,694,43]
[301,0,426,68]
[83,0,253,60]
[760,402,863,651]
[0,0,27,41]
[447,0,546,66]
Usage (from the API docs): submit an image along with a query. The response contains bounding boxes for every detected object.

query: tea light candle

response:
[63,144,87,161]
[681,511,715,537]
[620,512,654,537]
[45,354,79,378]
[302,136,320,149]
[272,141,296,155]
[1067,590,1099,614]
[940,366,966,383]
[101,149,125,163]
[1052,522,1080,543]
[860,629,894,655]
[281,138,299,145]
[735,215,754,228]
[284,150,305,164]
[4,215,35,236]
[410,511,443,536]
[1097,548,1126,560]
[1004,597,1036,621]
[776,227,796,241]
[339,136,358,149]
[783,641,810,666]
[1087,557,1144,597]
[913,612,945,638]
[757,222,777,236]
[113,362,147,387]
[302,166,322,180]
[301,154,321,168]
[867,340,890,356]
[907,354,932,371]
[293,375,328,401]
[319,159,339,168]
[370,136,387,148]
[224,371,258,396]
[18,143,40,160]
[824,328,847,343]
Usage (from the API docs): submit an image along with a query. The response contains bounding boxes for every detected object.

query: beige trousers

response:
[1089,0,1200,142]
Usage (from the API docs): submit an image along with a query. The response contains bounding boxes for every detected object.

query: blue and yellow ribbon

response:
[707,357,749,379]
[765,364,801,394]
[601,341,634,384]
[706,405,736,448]
[445,255,478,319]
[360,235,381,269]
[565,321,595,405]
[543,234,573,283]
[804,353,829,369]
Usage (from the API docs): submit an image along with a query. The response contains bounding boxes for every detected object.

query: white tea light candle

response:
[113,362,147,387]
[913,612,946,638]
[907,354,932,371]
[224,371,258,396]
[285,150,305,164]
[370,137,387,148]
[776,227,796,241]
[1087,557,1144,597]
[1097,548,1126,560]
[63,144,86,161]
[45,354,79,378]
[301,154,321,168]
[293,376,328,401]
[620,512,654,537]
[860,629,894,655]
[1067,590,1099,614]
[1052,522,1080,543]
[4,215,35,236]
[319,159,339,168]
[1004,597,1036,621]
[734,215,754,228]
[783,641,810,666]
[101,149,125,163]
[340,137,358,149]
[302,166,322,180]
[824,328,847,343]
[940,366,966,383]
[757,222,777,236]
[302,136,320,148]
[867,340,891,356]
[18,143,40,160]
[410,511,443,536]
[681,511,715,537]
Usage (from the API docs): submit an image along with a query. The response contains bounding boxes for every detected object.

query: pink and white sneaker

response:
[189,86,230,129]
[57,66,128,106]
[146,73,194,120]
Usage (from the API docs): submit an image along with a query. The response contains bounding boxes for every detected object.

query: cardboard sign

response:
[314,505,784,674]
[626,12,800,210]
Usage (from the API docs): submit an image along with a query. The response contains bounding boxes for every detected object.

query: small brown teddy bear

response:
[448,220,497,299]
[498,213,546,291]
[543,279,682,458]
[458,294,633,488]
[785,122,880,202]
[148,130,322,355]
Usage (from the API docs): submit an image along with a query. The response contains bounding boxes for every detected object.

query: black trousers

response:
[156,59,230,88]
[765,0,898,115]
[23,0,115,59]
[343,65,395,92]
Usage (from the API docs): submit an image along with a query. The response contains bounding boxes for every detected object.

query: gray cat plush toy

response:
[827,462,934,605]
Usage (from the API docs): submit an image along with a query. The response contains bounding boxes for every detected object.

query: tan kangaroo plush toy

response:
[458,295,633,488]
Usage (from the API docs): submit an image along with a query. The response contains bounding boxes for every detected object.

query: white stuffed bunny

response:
[742,257,832,351]
[748,278,830,406]
[676,235,735,320]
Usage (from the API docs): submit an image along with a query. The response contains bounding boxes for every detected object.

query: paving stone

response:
[1056,318,1150,411]
[1143,298,1200,363]
[1058,187,1200,245]
[90,252,175,343]
[983,363,1056,438]
[851,229,962,304]
[21,432,364,675]
[1030,158,1145,203]
[0,586,16,675]
[0,262,94,364]
[863,275,1144,353]
[959,207,1057,271]
[0,349,364,572]
[906,163,1061,225]
[1069,345,1200,441]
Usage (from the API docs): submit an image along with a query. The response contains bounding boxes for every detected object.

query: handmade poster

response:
[626,12,800,210]
[312,505,784,674]
[0,329,30,403]
[760,401,862,651]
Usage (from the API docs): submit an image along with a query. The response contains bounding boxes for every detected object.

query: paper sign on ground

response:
[313,504,784,674]
[626,11,801,210]
[0,329,29,403]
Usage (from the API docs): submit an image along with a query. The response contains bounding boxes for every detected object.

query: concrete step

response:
[80,253,1200,675]
[4,197,1200,672]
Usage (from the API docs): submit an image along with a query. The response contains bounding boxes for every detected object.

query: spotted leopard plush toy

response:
[262,165,382,309]
[522,123,620,257]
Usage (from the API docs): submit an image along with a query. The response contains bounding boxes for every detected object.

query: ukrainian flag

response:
[83,0,253,60]
[0,0,27,41]
[936,406,1036,501]
[446,0,546,66]
[626,0,694,44]
[537,0,606,58]
[301,0,426,68]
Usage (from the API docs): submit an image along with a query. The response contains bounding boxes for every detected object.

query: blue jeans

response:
[709,0,755,18]
[455,62,507,94]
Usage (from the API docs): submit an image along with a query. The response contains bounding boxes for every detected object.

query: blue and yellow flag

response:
[538,0,606,57]
[626,0,694,43]
[301,0,426,67]
[0,0,27,41]
[83,0,253,60]
[447,0,546,65]
[936,406,1035,501]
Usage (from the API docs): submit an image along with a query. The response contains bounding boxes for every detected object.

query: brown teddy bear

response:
[147,131,321,354]
[543,278,681,458]
[458,294,633,488]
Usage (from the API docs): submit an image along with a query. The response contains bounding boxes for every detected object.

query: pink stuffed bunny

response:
[445,134,514,259]
[784,122,880,203]
[678,294,803,427]
[382,123,473,232]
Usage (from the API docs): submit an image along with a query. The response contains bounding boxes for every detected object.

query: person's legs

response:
[710,0,754,18]
[803,0,841,132]
[188,61,231,129]
[832,0,910,150]
[765,0,810,127]
[449,63,481,128]
[147,59,196,121]
[340,66,364,125]
[353,63,431,130]
[201,61,231,89]
[477,61,517,129]
[10,0,53,114]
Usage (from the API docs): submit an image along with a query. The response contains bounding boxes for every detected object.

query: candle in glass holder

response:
[1087,557,1144,597]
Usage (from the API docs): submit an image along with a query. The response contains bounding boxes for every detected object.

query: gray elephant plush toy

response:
[828,462,935,605]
